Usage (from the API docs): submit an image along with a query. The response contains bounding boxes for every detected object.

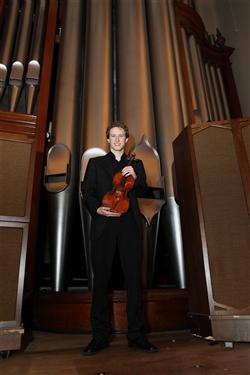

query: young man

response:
[81,121,158,355]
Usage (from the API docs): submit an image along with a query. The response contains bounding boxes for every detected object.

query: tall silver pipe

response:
[0,0,20,99]
[188,34,209,122]
[44,0,84,291]
[25,0,48,114]
[210,65,224,120]
[111,0,118,120]
[146,0,186,288]
[197,45,213,121]
[160,197,186,288]
[9,0,34,111]
[205,63,217,120]
[117,0,156,147]
[81,0,112,150]
[168,0,189,127]
[181,28,199,113]
[217,66,230,119]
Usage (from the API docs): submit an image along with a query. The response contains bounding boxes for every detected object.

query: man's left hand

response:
[122,166,137,179]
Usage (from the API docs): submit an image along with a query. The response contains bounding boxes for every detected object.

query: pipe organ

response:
[0,0,245,351]
[0,0,48,114]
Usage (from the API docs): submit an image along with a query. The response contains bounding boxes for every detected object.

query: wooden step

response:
[29,288,189,333]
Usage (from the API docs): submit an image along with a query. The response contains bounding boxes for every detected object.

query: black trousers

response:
[90,212,144,341]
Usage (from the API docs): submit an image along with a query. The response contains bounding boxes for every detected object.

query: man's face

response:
[107,127,128,152]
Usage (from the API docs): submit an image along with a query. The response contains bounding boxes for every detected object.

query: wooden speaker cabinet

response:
[0,0,58,354]
[173,119,250,341]
[0,133,36,352]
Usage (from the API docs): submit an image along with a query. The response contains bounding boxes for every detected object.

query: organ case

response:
[0,0,58,353]
[173,119,250,341]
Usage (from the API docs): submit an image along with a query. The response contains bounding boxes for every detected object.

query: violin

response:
[102,154,136,214]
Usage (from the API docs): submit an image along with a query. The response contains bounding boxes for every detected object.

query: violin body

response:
[102,157,135,214]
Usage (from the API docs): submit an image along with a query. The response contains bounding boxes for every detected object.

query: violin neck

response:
[126,153,135,166]
[119,175,126,188]
[118,154,135,188]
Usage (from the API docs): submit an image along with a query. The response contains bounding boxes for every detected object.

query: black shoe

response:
[82,338,109,356]
[128,337,158,353]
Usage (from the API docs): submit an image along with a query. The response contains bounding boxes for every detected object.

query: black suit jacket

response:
[81,152,148,240]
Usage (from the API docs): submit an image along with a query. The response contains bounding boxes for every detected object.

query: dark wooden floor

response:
[1,330,250,374]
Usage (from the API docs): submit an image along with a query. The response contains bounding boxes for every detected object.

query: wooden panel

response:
[0,0,59,354]
[242,125,250,172]
[193,126,250,311]
[0,136,36,223]
[31,289,189,333]
[0,227,23,321]
[0,140,32,217]
[173,120,250,340]
[0,222,28,328]
[173,126,210,318]
[0,112,36,137]
[0,133,35,351]
[0,329,24,351]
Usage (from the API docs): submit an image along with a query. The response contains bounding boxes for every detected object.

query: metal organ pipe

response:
[146,0,186,288]
[25,0,48,114]
[196,45,213,121]
[117,0,156,147]
[0,0,20,100]
[181,28,199,113]
[210,65,224,120]
[168,0,189,127]
[112,0,118,121]
[188,34,209,122]
[44,0,84,291]
[81,0,112,151]
[205,63,218,120]
[9,0,34,112]
[217,66,230,119]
